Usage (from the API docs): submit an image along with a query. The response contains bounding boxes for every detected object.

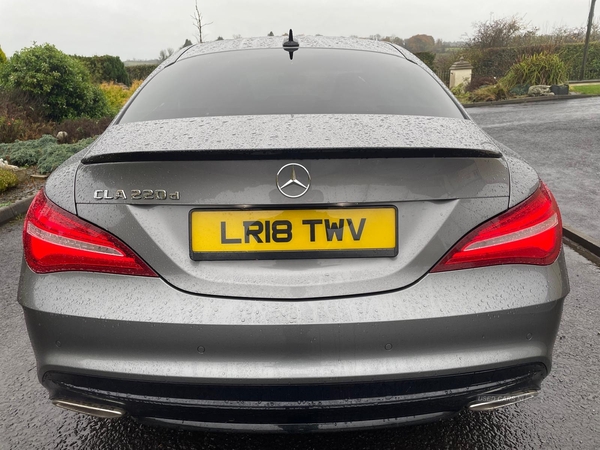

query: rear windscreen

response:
[119,48,463,123]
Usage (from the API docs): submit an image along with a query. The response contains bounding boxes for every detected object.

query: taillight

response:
[23,190,157,277]
[431,182,562,272]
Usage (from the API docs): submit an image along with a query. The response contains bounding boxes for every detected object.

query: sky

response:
[0,0,596,60]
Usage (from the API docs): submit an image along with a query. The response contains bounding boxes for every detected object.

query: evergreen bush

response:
[125,64,158,82]
[0,44,110,121]
[0,134,57,166]
[74,55,130,85]
[37,137,95,174]
[558,42,600,80]
[0,135,96,173]
[414,52,436,70]
[0,167,19,193]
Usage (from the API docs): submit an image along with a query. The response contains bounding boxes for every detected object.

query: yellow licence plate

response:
[189,207,397,260]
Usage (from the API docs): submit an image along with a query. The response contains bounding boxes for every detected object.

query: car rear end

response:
[18,37,568,432]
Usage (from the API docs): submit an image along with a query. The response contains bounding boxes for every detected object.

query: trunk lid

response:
[75,115,509,299]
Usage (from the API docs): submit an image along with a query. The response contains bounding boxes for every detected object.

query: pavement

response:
[464,92,600,108]
[0,196,33,225]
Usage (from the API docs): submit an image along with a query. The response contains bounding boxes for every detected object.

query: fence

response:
[435,69,451,86]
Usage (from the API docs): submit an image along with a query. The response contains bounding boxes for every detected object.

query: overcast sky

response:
[0,0,596,60]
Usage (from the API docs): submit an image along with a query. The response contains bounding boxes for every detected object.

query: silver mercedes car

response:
[18,34,569,432]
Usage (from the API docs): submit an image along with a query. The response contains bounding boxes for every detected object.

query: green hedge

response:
[559,42,600,80]
[125,64,158,82]
[74,55,130,85]
[466,41,600,80]
[466,44,555,78]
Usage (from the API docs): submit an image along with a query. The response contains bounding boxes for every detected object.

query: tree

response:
[268,31,274,36]
[158,48,174,62]
[433,39,446,53]
[0,44,109,121]
[380,35,404,46]
[74,55,130,85]
[0,46,6,65]
[191,0,212,43]
[405,34,435,53]
[181,39,193,49]
[216,36,224,41]
[465,15,537,49]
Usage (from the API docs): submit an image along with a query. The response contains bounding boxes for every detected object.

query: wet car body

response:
[18,36,568,432]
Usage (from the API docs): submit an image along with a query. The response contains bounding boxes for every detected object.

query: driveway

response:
[469,97,600,243]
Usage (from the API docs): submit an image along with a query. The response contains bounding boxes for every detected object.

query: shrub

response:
[0,134,57,166]
[53,117,112,143]
[99,79,142,115]
[464,44,556,78]
[0,135,96,173]
[467,76,497,92]
[464,41,600,80]
[0,87,54,142]
[37,137,96,174]
[74,55,130,85]
[0,43,111,121]
[509,84,530,96]
[414,52,435,71]
[558,42,600,80]
[0,116,25,143]
[125,64,158,82]
[500,52,568,90]
[469,84,507,102]
[0,167,19,193]
[450,82,471,103]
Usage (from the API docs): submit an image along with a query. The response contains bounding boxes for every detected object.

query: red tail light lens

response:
[23,190,157,277]
[431,182,562,272]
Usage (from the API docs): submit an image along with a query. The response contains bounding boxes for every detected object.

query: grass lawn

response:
[570,84,600,95]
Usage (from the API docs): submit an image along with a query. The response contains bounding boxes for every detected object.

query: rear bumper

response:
[44,364,546,432]
[19,253,568,430]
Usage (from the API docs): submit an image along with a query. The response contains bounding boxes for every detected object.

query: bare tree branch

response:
[158,48,175,62]
[191,0,212,44]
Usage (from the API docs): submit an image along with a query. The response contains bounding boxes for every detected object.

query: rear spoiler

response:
[81,147,502,164]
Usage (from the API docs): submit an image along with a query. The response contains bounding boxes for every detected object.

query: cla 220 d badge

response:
[93,189,181,200]
[276,163,311,198]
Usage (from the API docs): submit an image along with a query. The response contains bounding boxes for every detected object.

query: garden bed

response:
[0,166,44,208]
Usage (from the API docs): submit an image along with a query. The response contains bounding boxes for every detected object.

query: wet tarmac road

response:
[1,215,599,448]
[469,97,600,243]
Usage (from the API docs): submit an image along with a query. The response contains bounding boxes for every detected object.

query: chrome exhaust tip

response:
[52,399,125,419]
[468,390,540,412]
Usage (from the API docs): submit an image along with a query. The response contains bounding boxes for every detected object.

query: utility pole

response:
[580,0,597,80]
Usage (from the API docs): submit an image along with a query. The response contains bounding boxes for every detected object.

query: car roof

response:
[177,36,406,61]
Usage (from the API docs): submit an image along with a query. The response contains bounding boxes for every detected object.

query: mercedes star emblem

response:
[276,163,311,198]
